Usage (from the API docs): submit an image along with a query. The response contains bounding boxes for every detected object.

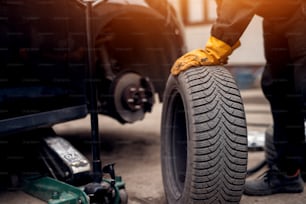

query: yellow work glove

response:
[171,36,240,76]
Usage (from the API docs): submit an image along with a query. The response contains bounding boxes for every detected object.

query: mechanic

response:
[171,0,306,196]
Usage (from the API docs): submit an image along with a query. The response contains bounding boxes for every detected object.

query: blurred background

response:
[1,1,305,204]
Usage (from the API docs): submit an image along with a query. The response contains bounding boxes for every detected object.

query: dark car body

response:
[0,0,186,135]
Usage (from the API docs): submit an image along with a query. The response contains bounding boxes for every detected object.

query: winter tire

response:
[161,66,248,203]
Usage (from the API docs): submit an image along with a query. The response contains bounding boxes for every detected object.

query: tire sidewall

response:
[161,74,195,204]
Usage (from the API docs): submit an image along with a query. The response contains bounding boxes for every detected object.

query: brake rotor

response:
[112,72,155,123]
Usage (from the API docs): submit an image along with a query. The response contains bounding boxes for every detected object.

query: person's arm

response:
[171,0,259,76]
[212,0,258,46]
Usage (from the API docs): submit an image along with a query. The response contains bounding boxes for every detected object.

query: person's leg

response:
[244,11,305,195]
[285,6,306,174]
[261,20,305,175]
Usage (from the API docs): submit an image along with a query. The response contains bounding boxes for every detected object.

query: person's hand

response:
[171,36,240,76]
[170,48,222,75]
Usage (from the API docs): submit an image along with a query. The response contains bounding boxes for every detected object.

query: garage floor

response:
[0,88,305,204]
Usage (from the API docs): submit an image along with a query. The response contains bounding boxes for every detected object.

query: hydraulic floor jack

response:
[21,134,127,204]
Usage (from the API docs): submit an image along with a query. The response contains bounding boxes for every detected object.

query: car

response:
[0,0,186,135]
[0,0,186,202]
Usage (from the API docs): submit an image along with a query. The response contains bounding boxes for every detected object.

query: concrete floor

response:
[0,88,306,203]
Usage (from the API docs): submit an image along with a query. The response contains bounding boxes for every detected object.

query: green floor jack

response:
[21,1,128,203]
[21,135,127,204]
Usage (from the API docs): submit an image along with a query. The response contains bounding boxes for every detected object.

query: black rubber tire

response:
[161,66,248,204]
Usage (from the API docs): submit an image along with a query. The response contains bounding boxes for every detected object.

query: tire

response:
[161,66,248,204]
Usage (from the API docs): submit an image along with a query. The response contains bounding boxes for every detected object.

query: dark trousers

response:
[261,4,306,174]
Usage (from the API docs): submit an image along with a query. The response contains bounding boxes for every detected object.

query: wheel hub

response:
[112,72,155,123]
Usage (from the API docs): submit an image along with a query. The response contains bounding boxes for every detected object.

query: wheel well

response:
[95,11,183,101]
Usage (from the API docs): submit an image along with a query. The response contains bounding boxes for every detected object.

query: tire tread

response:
[183,66,247,203]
